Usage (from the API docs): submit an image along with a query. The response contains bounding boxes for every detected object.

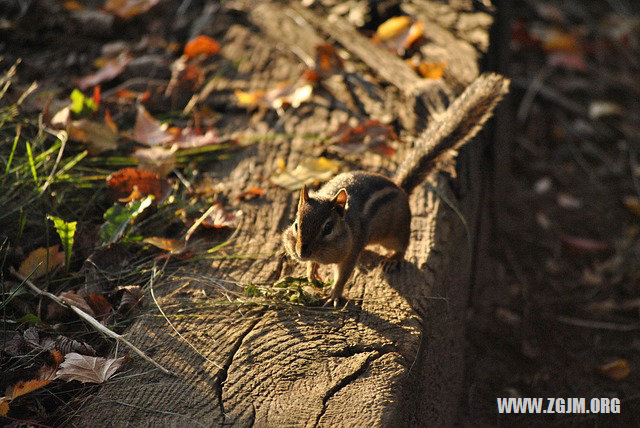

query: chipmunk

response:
[282,73,509,306]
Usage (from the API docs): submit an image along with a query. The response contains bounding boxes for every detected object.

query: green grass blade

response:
[25,140,38,184]
[3,124,20,183]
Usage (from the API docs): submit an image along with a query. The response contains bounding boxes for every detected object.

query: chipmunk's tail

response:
[395,73,510,195]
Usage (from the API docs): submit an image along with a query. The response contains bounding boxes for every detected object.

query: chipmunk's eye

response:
[323,220,334,236]
[293,220,298,232]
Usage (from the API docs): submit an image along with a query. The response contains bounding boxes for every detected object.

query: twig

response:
[148,265,223,369]
[40,129,68,193]
[557,315,640,332]
[9,267,174,375]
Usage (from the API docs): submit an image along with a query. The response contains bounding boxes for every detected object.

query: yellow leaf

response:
[271,157,341,191]
[375,16,411,41]
[18,246,65,280]
[417,61,446,79]
[10,379,53,400]
[598,359,630,381]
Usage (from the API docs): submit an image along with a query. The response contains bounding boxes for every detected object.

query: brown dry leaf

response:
[598,359,631,381]
[86,294,113,318]
[58,291,95,317]
[106,167,172,202]
[68,118,119,155]
[78,53,131,90]
[542,30,582,53]
[0,397,9,417]
[623,196,640,218]
[132,145,178,177]
[271,157,341,191]
[10,379,53,400]
[55,353,128,383]
[235,81,313,110]
[331,120,398,157]
[201,204,241,230]
[236,186,265,201]
[172,128,222,149]
[62,0,84,11]
[373,16,424,55]
[54,336,96,356]
[38,363,59,381]
[18,246,65,280]
[143,237,186,252]
[184,35,220,59]
[313,43,344,79]
[104,0,160,19]
[132,104,174,146]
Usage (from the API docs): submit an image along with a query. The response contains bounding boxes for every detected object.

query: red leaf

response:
[132,104,174,146]
[558,233,611,254]
[106,167,172,202]
[184,35,220,59]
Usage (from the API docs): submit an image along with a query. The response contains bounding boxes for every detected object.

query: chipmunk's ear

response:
[298,184,309,207]
[331,188,348,214]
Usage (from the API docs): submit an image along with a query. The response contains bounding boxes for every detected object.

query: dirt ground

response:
[466,0,640,425]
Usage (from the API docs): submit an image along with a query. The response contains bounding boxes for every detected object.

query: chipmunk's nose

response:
[299,243,310,259]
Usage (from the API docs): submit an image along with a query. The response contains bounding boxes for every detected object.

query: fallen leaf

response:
[68,118,119,155]
[132,104,174,146]
[143,237,185,252]
[143,237,194,259]
[59,291,95,316]
[106,167,171,202]
[598,359,630,381]
[330,120,398,157]
[22,327,54,351]
[172,128,222,149]
[132,145,178,177]
[55,353,128,383]
[18,246,66,280]
[623,196,640,218]
[542,30,582,53]
[104,0,160,19]
[70,88,98,116]
[0,397,8,416]
[236,186,265,201]
[416,61,446,79]
[557,193,582,209]
[373,16,424,55]
[589,101,623,119]
[236,81,313,110]
[78,53,131,90]
[10,379,53,400]
[374,16,412,41]
[271,157,341,190]
[201,204,241,230]
[51,106,71,127]
[312,43,344,79]
[86,294,113,318]
[62,0,84,11]
[54,336,96,356]
[558,233,611,254]
[184,35,220,59]
[547,51,588,72]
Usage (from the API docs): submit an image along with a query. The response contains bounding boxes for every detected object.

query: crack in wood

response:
[217,314,264,422]
[314,351,383,427]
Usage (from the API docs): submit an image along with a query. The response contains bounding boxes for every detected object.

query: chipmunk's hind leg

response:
[381,222,410,273]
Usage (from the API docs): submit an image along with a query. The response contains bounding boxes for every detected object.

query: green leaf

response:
[98,195,154,245]
[16,313,43,324]
[48,215,77,272]
[70,89,98,117]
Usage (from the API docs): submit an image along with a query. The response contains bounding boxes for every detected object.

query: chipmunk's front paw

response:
[322,287,343,308]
